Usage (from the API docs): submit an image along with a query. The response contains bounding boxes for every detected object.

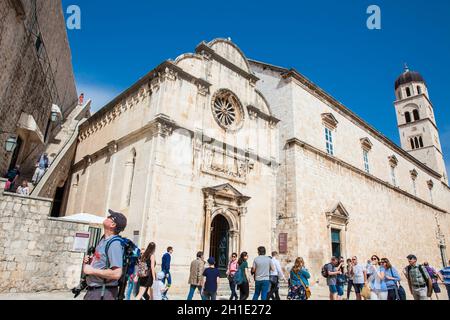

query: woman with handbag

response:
[236,252,252,300]
[381,258,405,300]
[136,242,156,300]
[287,257,311,300]
[226,253,239,300]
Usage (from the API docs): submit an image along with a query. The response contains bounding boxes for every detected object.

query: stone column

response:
[238,207,247,251]
[80,156,92,213]
[104,141,118,212]
[203,195,214,255]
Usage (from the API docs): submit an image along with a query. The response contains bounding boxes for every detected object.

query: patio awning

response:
[59,213,105,225]
[16,112,44,143]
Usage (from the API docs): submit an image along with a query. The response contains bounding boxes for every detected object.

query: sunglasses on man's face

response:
[371,258,378,261]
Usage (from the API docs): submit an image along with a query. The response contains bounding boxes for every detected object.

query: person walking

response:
[381,258,403,300]
[5,165,20,192]
[251,246,274,300]
[237,252,252,300]
[423,261,441,300]
[187,251,205,300]
[325,256,342,300]
[152,271,169,300]
[336,257,346,300]
[404,254,432,300]
[136,242,156,300]
[345,258,354,300]
[287,257,311,300]
[226,253,239,300]
[351,256,367,300]
[82,210,127,300]
[202,257,220,300]
[268,251,286,300]
[32,153,49,185]
[161,246,173,299]
[437,259,450,300]
[367,255,388,300]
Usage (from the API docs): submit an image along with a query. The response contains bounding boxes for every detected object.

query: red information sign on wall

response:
[279,233,288,254]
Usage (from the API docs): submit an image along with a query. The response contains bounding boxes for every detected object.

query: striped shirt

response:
[439,266,450,285]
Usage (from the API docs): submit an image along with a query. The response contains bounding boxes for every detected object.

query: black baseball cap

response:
[406,254,417,260]
[108,209,127,233]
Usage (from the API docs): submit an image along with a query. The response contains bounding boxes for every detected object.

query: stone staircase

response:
[30,100,91,197]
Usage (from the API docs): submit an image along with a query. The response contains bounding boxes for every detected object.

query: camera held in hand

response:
[72,246,95,298]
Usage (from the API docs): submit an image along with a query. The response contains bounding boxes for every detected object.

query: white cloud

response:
[76,82,121,114]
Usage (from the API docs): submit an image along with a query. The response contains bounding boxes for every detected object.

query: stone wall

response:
[0,0,78,176]
[0,178,88,293]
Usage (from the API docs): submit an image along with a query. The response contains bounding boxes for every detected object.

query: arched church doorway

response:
[209,214,230,277]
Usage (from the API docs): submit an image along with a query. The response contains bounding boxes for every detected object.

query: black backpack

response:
[104,236,140,300]
[321,263,330,278]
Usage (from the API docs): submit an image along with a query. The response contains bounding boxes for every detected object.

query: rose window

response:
[212,90,243,131]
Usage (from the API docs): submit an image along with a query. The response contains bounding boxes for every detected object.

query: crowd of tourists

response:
[80,209,450,301]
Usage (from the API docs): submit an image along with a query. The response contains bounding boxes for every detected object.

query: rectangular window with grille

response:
[331,229,341,258]
[325,127,334,156]
[391,166,397,186]
[363,150,370,173]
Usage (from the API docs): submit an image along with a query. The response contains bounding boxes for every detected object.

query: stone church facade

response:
[63,39,450,289]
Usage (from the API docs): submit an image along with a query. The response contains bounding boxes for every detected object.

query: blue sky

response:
[62,0,450,172]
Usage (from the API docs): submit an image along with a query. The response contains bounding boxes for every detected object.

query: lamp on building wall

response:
[4,136,17,152]
[51,104,62,122]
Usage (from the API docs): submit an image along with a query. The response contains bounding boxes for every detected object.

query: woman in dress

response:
[136,242,156,300]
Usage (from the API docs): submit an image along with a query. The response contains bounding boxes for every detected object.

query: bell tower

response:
[394,64,448,183]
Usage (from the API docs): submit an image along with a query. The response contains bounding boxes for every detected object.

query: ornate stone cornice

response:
[249,60,442,180]
[78,61,211,141]
[285,137,447,214]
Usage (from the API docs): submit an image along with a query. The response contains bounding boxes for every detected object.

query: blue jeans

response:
[163,271,172,287]
[187,285,204,300]
[252,280,270,300]
[446,284,450,300]
[125,279,135,300]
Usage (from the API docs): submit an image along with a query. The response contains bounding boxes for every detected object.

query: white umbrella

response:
[59,213,105,225]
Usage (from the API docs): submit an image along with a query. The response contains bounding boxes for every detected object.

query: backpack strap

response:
[417,265,429,286]
[101,235,123,300]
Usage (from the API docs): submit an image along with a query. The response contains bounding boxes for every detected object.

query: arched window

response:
[417,86,422,94]
[406,87,411,97]
[419,136,424,148]
[413,109,420,121]
[410,138,415,150]
[405,112,411,123]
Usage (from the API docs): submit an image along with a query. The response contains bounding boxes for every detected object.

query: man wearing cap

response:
[82,209,127,300]
[404,254,432,300]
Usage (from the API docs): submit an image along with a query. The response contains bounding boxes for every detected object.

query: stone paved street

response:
[0,283,448,300]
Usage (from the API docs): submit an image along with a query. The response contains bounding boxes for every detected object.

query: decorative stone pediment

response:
[326,202,349,228]
[360,137,373,151]
[321,113,339,129]
[388,155,399,167]
[202,183,251,206]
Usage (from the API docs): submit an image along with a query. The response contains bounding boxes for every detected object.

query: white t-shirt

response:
[353,264,366,284]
